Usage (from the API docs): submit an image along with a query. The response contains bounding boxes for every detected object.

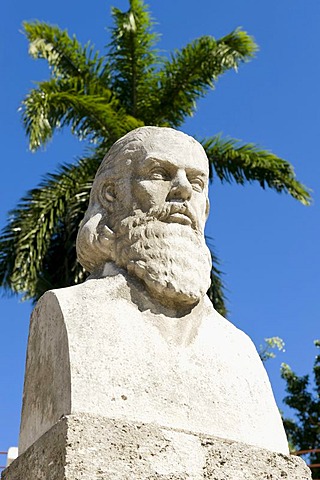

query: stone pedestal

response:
[2,413,311,480]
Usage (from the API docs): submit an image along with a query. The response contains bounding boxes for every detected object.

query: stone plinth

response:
[2,413,311,480]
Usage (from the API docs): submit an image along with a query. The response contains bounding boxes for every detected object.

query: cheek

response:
[131,181,168,211]
[192,194,208,225]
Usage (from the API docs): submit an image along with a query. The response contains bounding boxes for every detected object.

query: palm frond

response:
[2,2,310,309]
[22,78,143,150]
[109,0,160,117]
[206,242,228,317]
[0,157,99,300]
[152,29,257,127]
[216,28,257,67]
[23,21,108,82]
[202,135,311,205]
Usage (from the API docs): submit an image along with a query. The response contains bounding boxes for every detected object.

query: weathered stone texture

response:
[10,128,309,479]
[2,414,311,480]
[19,277,288,455]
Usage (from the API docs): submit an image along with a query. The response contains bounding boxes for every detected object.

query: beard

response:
[113,203,212,308]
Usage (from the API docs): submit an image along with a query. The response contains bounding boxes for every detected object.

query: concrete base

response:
[2,414,311,480]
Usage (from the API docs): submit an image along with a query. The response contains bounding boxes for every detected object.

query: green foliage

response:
[281,340,320,478]
[22,79,142,150]
[0,0,311,313]
[206,239,228,318]
[151,30,257,127]
[203,135,311,204]
[24,21,106,80]
[259,337,285,363]
[109,0,160,118]
[0,157,97,299]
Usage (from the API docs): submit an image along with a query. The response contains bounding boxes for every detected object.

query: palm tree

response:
[0,0,310,316]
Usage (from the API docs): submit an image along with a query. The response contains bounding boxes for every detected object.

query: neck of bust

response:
[92,261,202,318]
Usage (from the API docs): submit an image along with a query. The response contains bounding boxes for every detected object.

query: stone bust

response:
[76,126,212,312]
[19,126,289,456]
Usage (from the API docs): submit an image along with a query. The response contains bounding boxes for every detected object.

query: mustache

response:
[123,202,198,230]
[153,202,197,227]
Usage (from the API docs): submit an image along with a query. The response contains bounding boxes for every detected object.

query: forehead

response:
[134,133,209,176]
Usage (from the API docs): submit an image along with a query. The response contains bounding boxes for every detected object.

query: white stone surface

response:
[19,268,288,454]
[6,448,18,467]
[76,127,212,310]
[6,415,311,480]
[19,127,289,457]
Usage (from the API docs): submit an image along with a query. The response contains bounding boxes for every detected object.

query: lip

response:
[167,212,192,225]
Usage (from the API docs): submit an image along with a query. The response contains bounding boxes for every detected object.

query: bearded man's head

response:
[76,127,212,308]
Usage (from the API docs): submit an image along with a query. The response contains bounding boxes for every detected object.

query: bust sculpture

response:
[76,126,212,313]
[19,127,289,457]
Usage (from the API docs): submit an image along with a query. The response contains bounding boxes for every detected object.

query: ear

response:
[98,181,116,213]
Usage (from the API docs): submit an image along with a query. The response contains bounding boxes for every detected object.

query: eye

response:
[189,177,204,192]
[149,168,169,180]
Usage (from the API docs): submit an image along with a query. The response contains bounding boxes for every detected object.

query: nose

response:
[167,170,192,202]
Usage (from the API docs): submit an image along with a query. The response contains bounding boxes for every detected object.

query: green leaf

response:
[109,0,160,118]
[202,135,311,205]
[21,78,143,150]
[206,238,228,317]
[259,337,285,363]
[281,342,320,476]
[151,30,257,126]
[0,156,99,299]
[23,21,108,81]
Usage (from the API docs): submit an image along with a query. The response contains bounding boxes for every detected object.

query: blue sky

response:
[1,0,319,454]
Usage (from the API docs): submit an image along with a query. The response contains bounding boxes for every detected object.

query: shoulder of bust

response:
[201,296,260,354]
[36,267,130,311]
